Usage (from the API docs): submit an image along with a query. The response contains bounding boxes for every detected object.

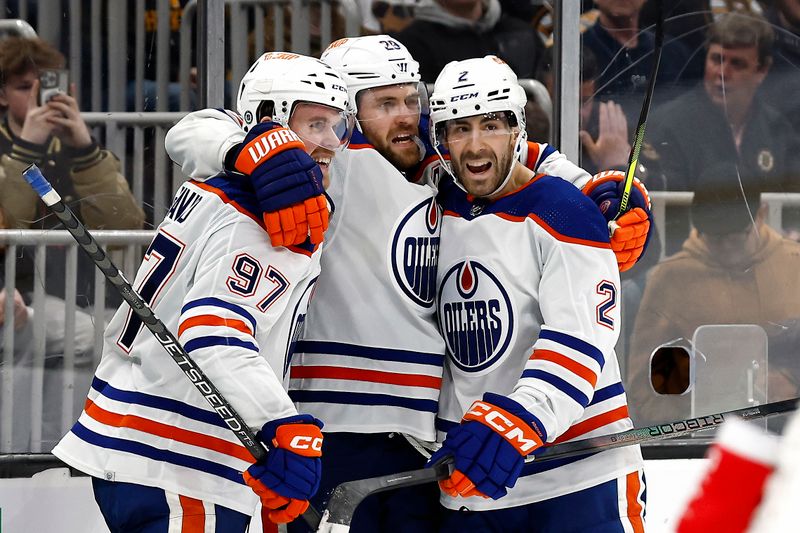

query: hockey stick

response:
[21,164,321,527]
[613,0,663,219]
[315,396,799,531]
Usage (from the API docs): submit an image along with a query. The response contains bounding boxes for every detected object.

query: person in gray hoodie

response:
[393,0,545,82]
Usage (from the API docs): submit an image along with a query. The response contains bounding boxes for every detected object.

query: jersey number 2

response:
[596,280,617,330]
[117,230,185,352]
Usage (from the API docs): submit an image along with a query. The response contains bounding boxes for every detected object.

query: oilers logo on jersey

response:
[438,260,514,372]
[389,197,441,308]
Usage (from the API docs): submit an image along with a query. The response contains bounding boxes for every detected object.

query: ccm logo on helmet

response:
[289,435,323,452]
[465,401,542,453]
[450,92,478,102]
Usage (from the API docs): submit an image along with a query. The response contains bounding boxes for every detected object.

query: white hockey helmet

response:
[236,52,354,147]
[429,56,529,195]
[321,35,423,116]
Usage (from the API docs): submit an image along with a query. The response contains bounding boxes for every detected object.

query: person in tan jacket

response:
[0,36,144,231]
[0,38,144,451]
[627,175,800,426]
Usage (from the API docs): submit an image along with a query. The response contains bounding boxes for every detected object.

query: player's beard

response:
[453,139,516,198]
[362,123,421,172]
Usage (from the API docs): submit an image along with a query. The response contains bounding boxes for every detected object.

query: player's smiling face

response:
[356,83,422,172]
[287,102,351,188]
[443,112,517,197]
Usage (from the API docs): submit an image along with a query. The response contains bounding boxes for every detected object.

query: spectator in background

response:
[627,176,800,425]
[576,46,632,175]
[539,45,632,175]
[393,0,546,82]
[644,12,800,254]
[0,37,144,233]
[646,12,800,192]
[760,0,800,128]
[0,37,141,451]
[638,1,766,81]
[583,0,698,125]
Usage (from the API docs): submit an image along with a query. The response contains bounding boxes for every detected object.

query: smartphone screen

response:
[38,68,69,105]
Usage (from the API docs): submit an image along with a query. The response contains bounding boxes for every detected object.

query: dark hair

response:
[0,37,65,88]
[708,12,774,68]
[691,164,761,235]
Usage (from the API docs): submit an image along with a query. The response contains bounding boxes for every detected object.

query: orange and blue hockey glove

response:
[582,170,653,272]
[243,414,324,524]
[229,122,329,247]
[427,393,545,500]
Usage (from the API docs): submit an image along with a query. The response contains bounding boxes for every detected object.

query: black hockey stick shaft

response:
[319,395,798,528]
[21,164,321,526]
[533,396,798,463]
[615,0,663,218]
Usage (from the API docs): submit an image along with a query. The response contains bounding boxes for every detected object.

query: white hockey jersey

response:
[164,111,595,442]
[53,175,321,514]
[436,172,643,511]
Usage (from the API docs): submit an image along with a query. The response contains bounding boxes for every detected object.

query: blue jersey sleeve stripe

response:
[588,382,626,406]
[521,369,590,407]
[290,390,439,413]
[538,330,605,367]
[91,377,228,429]
[294,341,444,367]
[184,336,258,353]
[70,421,245,484]
[182,297,257,334]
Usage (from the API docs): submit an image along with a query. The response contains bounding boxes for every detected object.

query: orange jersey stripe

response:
[84,399,253,463]
[626,471,645,533]
[291,365,442,389]
[531,349,598,388]
[524,141,541,170]
[553,405,630,444]
[179,495,206,533]
[179,314,254,337]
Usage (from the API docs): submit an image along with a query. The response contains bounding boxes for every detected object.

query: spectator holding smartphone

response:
[0,36,144,231]
[0,38,144,452]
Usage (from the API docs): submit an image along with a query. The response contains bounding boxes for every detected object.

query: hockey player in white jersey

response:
[164,37,652,532]
[427,56,646,532]
[167,35,447,532]
[52,52,353,532]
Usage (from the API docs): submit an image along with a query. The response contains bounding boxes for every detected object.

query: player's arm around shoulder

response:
[166,109,245,180]
[527,141,592,190]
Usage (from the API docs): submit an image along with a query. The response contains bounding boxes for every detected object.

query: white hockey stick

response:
[314,396,799,531]
[21,164,321,527]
